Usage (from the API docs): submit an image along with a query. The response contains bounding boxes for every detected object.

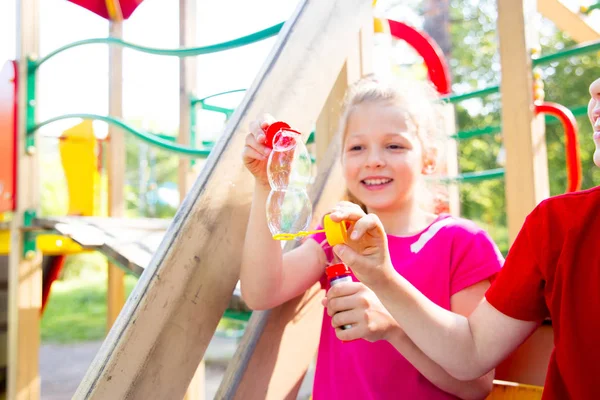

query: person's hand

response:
[323,281,405,343]
[242,114,276,188]
[328,202,396,288]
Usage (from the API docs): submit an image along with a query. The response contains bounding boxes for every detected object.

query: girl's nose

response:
[365,150,385,168]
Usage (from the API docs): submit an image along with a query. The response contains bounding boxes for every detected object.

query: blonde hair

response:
[337,76,448,213]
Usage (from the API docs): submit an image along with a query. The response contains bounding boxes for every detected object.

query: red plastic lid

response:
[325,263,351,280]
[263,121,301,149]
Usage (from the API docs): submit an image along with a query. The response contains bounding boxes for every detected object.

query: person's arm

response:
[372,274,538,381]
[240,115,327,310]
[392,280,495,399]
[387,334,494,400]
[240,183,327,310]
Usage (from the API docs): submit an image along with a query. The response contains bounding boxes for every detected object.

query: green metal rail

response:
[30,114,212,157]
[443,39,600,104]
[31,22,284,70]
[580,3,600,14]
[451,104,588,140]
[440,168,505,184]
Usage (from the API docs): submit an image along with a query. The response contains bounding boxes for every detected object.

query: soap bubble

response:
[267,129,312,190]
[266,189,312,237]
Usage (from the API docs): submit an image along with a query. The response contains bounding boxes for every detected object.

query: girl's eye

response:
[387,144,406,150]
[348,145,363,151]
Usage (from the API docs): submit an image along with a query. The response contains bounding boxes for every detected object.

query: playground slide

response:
[73,0,371,399]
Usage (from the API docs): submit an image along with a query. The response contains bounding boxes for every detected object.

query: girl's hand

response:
[328,202,396,288]
[324,281,405,343]
[242,114,276,188]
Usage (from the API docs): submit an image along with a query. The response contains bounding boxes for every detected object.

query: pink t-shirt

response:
[309,214,504,399]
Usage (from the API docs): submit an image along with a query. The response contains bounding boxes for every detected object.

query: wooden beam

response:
[498,0,549,243]
[74,1,371,398]
[106,21,126,332]
[7,0,42,398]
[215,21,373,400]
[538,0,600,43]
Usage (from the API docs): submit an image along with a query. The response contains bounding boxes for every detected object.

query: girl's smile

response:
[361,176,394,191]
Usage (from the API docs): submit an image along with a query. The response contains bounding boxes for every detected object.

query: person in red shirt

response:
[326,77,600,399]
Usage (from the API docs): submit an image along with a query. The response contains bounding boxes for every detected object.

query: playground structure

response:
[1,0,599,398]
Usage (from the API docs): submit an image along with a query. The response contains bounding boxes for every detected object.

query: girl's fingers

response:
[245,133,271,157]
[326,294,360,317]
[255,114,277,144]
[327,281,361,299]
[348,214,384,241]
[242,144,267,162]
[329,204,365,222]
[332,244,360,268]
[331,309,360,330]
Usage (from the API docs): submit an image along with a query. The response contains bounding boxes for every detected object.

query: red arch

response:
[387,19,451,95]
[534,101,582,193]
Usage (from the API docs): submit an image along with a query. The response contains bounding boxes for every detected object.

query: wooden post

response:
[7,0,42,399]
[216,18,373,400]
[106,21,126,331]
[442,105,460,216]
[178,0,197,203]
[74,1,372,398]
[494,0,553,392]
[497,0,548,243]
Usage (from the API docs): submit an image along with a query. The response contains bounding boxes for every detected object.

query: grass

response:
[40,261,247,344]
[41,273,138,343]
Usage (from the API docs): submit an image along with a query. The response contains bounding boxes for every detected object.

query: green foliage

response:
[443,0,600,254]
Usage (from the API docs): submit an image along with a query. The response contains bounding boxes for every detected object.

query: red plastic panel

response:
[0,60,18,213]
[67,0,144,20]
[387,19,451,95]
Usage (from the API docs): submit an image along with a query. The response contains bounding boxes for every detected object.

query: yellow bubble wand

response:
[272,214,349,246]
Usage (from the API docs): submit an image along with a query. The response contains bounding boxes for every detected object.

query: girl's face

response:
[342,101,432,212]
[588,77,600,168]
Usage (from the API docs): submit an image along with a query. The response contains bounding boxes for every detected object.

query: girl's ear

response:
[422,147,438,175]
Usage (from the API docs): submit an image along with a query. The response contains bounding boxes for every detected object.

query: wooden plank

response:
[498,0,549,243]
[36,216,251,312]
[107,21,126,331]
[73,1,371,398]
[216,21,373,400]
[7,0,41,398]
[538,0,600,43]
[486,380,543,400]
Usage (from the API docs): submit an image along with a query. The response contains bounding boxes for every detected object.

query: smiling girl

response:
[240,77,504,399]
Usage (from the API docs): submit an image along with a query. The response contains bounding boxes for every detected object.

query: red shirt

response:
[486,186,600,400]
